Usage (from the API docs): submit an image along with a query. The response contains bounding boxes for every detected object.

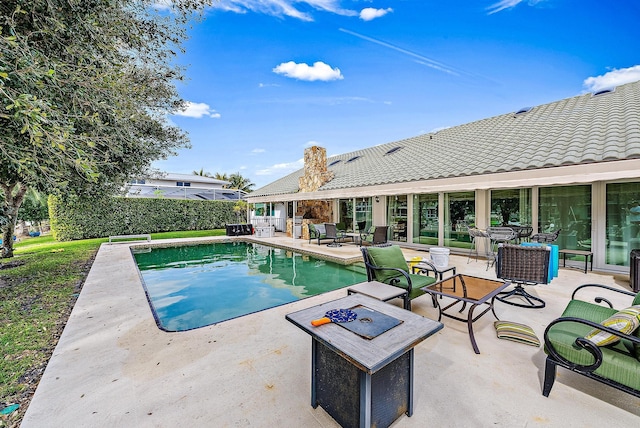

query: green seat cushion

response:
[546,300,640,391]
[367,245,410,282]
[384,274,437,299]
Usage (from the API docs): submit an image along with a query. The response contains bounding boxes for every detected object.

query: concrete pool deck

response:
[22,234,640,427]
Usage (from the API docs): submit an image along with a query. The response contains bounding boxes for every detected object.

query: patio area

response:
[21,233,640,427]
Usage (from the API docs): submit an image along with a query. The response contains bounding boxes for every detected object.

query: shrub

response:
[48,195,239,240]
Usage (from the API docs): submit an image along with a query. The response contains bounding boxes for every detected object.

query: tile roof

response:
[250,80,640,198]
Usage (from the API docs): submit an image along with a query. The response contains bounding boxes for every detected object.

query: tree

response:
[193,168,212,177]
[17,189,49,231]
[213,172,230,182]
[0,0,210,257]
[227,172,254,193]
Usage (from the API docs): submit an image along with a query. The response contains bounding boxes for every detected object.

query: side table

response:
[286,294,443,428]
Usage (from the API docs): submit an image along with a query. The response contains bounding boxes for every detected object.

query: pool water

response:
[133,241,366,331]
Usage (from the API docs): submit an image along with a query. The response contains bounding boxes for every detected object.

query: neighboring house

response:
[127,173,245,201]
[246,80,640,273]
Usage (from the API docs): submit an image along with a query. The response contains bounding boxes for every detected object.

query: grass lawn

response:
[0,229,226,427]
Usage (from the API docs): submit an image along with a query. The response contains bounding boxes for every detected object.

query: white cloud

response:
[273,61,344,81]
[252,148,266,153]
[213,1,357,22]
[360,7,393,21]
[583,65,640,92]
[174,102,221,119]
[255,159,304,176]
[486,0,545,15]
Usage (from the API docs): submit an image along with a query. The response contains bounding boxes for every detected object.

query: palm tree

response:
[213,172,230,182]
[193,168,212,177]
[227,172,254,193]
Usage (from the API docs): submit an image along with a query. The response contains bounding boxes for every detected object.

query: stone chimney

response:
[298,146,334,192]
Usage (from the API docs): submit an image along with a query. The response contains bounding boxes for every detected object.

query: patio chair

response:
[467,227,490,263]
[531,229,561,243]
[308,223,329,245]
[360,226,389,246]
[486,226,518,269]
[495,243,551,309]
[324,223,345,247]
[361,244,437,310]
[543,283,640,399]
[514,225,533,243]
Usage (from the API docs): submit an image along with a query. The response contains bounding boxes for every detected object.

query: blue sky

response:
[153,0,640,189]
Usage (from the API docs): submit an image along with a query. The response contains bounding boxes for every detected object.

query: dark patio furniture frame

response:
[543,283,640,398]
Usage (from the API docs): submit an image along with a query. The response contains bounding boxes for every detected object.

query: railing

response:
[250,215,286,232]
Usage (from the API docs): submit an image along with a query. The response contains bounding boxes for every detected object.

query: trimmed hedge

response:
[48,195,239,240]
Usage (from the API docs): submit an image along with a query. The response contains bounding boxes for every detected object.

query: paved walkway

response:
[22,234,640,427]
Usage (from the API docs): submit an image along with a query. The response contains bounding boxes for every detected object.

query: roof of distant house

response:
[154,173,229,186]
[250,80,640,198]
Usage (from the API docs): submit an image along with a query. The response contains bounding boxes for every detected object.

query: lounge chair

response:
[361,244,437,310]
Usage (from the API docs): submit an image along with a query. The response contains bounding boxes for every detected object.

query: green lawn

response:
[0,229,225,425]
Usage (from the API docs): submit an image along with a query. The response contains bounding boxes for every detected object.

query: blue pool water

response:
[132,241,366,331]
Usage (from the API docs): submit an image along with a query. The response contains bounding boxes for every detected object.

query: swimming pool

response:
[133,241,366,331]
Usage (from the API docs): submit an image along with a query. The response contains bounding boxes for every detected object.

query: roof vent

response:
[514,106,532,115]
[385,146,403,155]
[592,87,615,97]
[328,159,341,166]
[346,156,361,163]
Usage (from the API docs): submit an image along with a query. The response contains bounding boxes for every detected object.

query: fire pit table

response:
[286,293,443,428]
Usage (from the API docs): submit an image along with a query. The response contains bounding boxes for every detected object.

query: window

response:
[176,182,191,187]
[514,107,532,115]
[490,188,531,227]
[130,179,146,185]
[605,182,640,266]
[444,192,475,248]
[413,194,438,245]
[538,185,591,250]
[346,156,361,163]
[387,195,408,242]
[385,146,403,155]
[329,159,342,166]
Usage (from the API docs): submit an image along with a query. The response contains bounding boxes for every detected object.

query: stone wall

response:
[298,146,334,192]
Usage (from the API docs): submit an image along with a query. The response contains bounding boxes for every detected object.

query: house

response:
[245,80,640,274]
[126,172,245,201]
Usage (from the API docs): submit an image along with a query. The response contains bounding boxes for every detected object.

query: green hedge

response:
[48,195,240,240]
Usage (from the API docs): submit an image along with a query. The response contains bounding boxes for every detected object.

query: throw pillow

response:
[494,321,540,347]
[584,305,640,346]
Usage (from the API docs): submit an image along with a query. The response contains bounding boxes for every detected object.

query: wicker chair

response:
[495,243,551,309]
